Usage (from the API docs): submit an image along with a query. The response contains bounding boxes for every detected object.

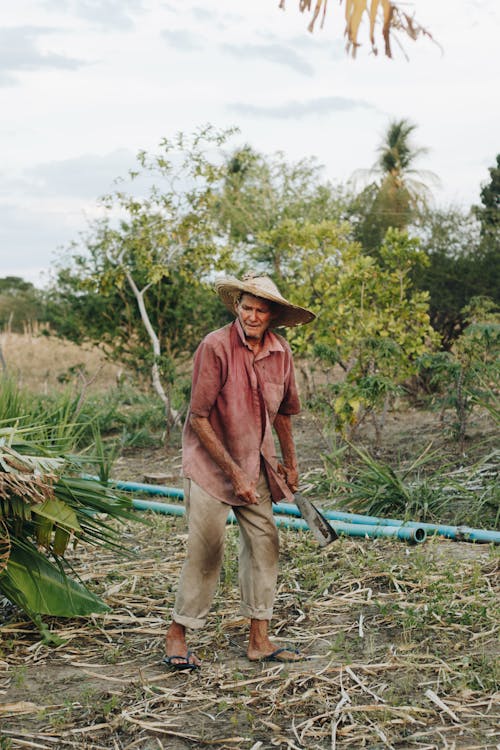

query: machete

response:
[294,492,338,547]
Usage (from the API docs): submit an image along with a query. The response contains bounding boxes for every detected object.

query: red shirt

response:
[182,319,300,505]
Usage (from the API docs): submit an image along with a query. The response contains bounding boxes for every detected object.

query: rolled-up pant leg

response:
[172,479,230,629]
[235,472,279,621]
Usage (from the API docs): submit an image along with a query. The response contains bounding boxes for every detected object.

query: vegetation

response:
[280,227,439,442]
[0,128,498,684]
[0,408,144,642]
[417,297,500,452]
[0,277,47,337]
[46,127,237,430]
[350,118,438,254]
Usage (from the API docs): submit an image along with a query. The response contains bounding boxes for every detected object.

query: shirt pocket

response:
[262,381,285,421]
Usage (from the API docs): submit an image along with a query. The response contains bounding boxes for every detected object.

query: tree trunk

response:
[125,271,180,430]
[298,361,314,401]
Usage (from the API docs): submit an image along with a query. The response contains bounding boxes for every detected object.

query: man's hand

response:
[277,462,299,493]
[232,470,260,505]
[191,415,260,504]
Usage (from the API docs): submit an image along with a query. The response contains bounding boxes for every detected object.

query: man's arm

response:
[273,413,299,492]
[190,415,259,504]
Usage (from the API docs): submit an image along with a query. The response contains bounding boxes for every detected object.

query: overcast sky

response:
[1,0,499,287]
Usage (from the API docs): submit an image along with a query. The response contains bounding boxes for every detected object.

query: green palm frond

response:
[0,420,146,635]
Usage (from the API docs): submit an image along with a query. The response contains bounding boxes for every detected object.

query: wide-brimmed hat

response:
[214,273,316,328]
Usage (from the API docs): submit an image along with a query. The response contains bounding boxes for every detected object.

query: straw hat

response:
[214,272,316,328]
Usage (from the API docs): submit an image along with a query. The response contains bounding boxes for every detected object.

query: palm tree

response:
[377,119,433,194]
[279,0,433,58]
[352,118,438,252]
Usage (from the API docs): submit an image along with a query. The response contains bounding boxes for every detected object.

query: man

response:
[164,273,315,669]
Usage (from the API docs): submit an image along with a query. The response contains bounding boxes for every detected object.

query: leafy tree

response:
[470,154,500,308]
[417,297,499,452]
[411,155,499,346]
[0,276,46,332]
[351,119,437,254]
[50,127,236,428]
[474,153,500,242]
[258,220,438,442]
[218,146,352,278]
[412,207,483,345]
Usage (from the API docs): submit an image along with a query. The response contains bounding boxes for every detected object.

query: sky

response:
[1,0,499,288]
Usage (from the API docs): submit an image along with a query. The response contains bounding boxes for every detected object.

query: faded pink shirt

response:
[182,319,300,505]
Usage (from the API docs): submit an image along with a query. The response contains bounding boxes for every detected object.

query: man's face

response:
[236,293,274,342]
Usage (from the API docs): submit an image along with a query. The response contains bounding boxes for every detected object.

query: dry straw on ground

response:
[1,512,498,749]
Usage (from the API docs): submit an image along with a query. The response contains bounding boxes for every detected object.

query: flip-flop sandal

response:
[257,647,306,663]
[163,650,200,671]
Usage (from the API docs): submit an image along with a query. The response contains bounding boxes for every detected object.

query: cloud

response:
[160,29,203,52]
[0,151,138,207]
[258,29,345,60]
[20,150,137,199]
[0,202,76,286]
[190,6,243,27]
[0,148,154,286]
[286,33,346,61]
[41,0,144,30]
[228,95,378,119]
[0,27,84,85]
[221,42,314,76]
[190,6,218,23]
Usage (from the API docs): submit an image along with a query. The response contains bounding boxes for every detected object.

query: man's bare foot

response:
[165,621,201,667]
[247,618,304,662]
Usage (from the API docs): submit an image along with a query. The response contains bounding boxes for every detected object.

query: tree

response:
[474,153,500,243]
[417,297,499,452]
[258,220,438,442]
[351,119,437,254]
[411,157,499,347]
[471,155,500,309]
[218,146,352,278]
[50,127,236,429]
[412,207,483,346]
[0,276,47,333]
[280,0,433,59]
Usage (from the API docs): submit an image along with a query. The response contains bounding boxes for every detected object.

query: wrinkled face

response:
[236,293,274,342]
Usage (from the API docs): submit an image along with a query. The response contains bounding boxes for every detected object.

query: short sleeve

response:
[189,338,225,417]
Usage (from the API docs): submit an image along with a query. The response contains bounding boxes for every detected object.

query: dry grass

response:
[0,332,121,394]
[1,512,498,749]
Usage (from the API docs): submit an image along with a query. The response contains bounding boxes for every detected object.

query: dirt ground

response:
[1,408,499,749]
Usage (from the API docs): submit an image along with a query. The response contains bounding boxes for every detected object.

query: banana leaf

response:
[0,538,110,617]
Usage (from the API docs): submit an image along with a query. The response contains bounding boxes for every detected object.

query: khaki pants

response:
[172,472,279,629]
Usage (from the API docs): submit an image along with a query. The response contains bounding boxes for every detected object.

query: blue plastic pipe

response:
[271,502,500,544]
[130,498,426,543]
[101,477,426,542]
[94,477,499,545]
[105,478,184,499]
